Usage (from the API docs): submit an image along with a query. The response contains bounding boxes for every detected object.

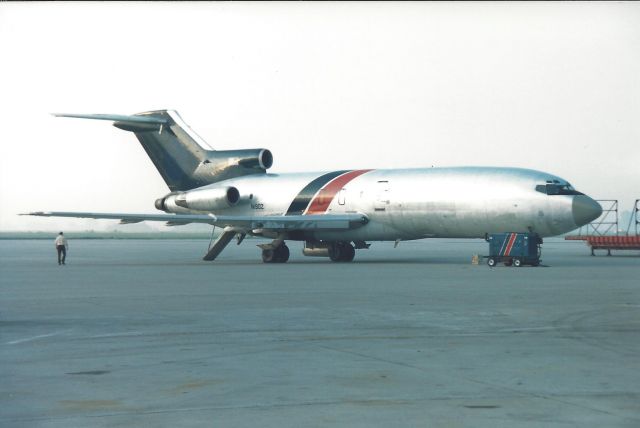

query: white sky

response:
[1,2,638,231]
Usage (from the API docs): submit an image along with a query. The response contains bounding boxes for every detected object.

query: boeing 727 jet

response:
[25,110,602,263]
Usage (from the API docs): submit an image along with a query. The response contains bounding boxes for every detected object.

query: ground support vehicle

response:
[486,233,542,267]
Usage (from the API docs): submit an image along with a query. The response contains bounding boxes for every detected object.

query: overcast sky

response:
[1,2,638,231]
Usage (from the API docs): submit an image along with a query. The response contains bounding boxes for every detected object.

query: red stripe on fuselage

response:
[504,233,517,256]
[304,169,373,215]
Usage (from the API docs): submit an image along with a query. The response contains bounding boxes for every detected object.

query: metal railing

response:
[575,199,618,237]
[625,199,639,236]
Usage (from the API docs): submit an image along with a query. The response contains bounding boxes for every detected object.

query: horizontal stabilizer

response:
[52,113,167,125]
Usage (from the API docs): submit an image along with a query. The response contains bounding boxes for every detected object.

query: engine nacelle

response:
[225,148,273,170]
[191,149,273,186]
[155,186,240,213]
[177,186,240,211]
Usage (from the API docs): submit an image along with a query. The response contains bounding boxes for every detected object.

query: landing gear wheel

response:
[275,244,290,263]
[328,242,355,262]
[487,257,496,267]
[262,249,276,263]
[341,243,355,262]
[513,258,522,267]
[329,243,343,262]
[262,245,290,263]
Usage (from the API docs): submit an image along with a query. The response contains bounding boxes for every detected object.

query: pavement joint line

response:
[85,331,145,339]
[5,330,72,345]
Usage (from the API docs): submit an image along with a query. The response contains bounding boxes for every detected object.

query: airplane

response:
[25,110,603,263]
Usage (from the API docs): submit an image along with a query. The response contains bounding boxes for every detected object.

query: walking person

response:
[55,232,68,265]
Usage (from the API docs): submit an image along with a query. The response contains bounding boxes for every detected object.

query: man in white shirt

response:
[54,232,68,265]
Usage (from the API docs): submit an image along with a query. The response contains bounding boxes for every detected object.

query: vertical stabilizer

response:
[54,110,273,191]
[117,110,212,191]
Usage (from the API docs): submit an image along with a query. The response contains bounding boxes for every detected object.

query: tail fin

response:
[54,110,272,191]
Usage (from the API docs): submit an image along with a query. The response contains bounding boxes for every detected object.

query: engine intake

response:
[236,149,273,170]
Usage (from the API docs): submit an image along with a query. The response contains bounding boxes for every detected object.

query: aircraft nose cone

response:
[572,195,602,227]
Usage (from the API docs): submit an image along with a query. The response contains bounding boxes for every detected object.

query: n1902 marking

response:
[251,203,264,210]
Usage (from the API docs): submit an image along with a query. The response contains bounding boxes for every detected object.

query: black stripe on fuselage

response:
[285,170,349,215]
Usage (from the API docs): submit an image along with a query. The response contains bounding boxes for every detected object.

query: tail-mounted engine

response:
[155,185,240,213]
[192,149,273,185]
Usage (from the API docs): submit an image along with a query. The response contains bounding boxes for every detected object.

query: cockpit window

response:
[535,183,583,195]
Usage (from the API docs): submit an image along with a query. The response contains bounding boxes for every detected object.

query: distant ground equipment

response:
[486,232,542,267]
[565,199,640,256]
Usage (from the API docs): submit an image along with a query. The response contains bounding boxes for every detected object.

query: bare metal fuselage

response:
[168,166,594,241]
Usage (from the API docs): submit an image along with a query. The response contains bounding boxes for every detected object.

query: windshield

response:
[535,181,583,196]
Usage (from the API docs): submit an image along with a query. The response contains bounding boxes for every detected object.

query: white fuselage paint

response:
[167,166,586,241]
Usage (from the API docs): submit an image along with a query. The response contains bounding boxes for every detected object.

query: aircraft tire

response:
[262,249,276,263]
[329,242,342,262]
[341,243,355,262]
[329,242,355,262]
[329,243,343,262]
[487,257,496,267]
[513,258,522,267]
[275,245,290,263]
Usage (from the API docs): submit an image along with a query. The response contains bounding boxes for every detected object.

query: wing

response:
[23,210,369,262]
[22,211,369,230]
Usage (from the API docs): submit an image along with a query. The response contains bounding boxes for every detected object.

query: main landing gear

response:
[328,241,355,262]
[262,240,359,263]
[261,244,290,263]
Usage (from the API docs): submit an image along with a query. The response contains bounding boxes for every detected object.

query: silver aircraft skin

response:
[26,110,602,263]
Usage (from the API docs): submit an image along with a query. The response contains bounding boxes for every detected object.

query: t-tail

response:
[53,110,273,191]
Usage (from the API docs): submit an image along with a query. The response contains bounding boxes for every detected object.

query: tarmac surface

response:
[1,238,639,427]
